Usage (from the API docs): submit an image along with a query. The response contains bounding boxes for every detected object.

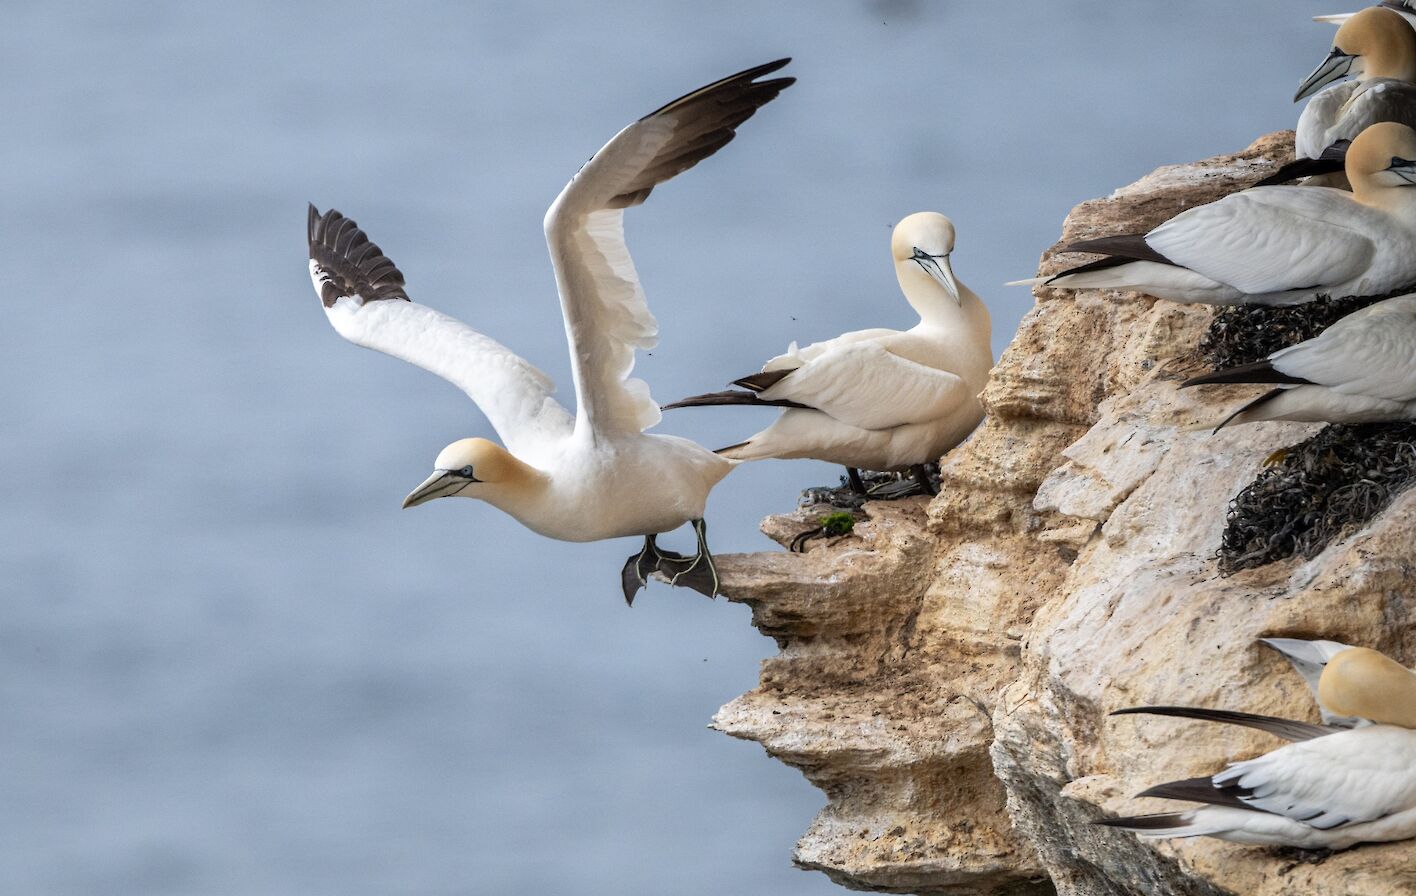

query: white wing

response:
[1323,80,1416,149]
[759,341,971,431]
[1272,294,1416,401]
[542,60,793,437]
[1215,726,1416,830]
[308,206,573,463]
[1146,187,1376,295]
[1296,81,1357,158]
[761,328,900,372]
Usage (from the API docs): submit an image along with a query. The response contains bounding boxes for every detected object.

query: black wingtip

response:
[307,206,409,308]
[1182,360,1311,389]
[1091,813,1193,831]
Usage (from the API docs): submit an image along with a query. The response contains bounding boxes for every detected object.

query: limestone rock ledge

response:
[710,131,1416,895]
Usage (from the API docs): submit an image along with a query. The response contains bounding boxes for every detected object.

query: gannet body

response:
[307,60,795,603]
[1183,293,1416,428]
[665,213,993,494]
[1024,122,1416,306]
[1102,647,1416,849]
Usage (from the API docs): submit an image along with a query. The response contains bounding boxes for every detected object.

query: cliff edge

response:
[710,131,1416,896]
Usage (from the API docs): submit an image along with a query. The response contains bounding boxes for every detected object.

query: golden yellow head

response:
[1298,7,1416,100]
[1345,121,1416,196]
[402,438,533,508]
[1317,646,1416,728]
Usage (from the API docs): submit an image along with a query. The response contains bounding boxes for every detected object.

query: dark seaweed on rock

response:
[798,464,941,510]
[1219,423,1416,574]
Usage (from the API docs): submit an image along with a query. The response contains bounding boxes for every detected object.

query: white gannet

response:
[307,60,795,605]
[1182,292,1416,429]
[1100,647,1416,849]
[663,213,993,495]
[1261,7,1416,187]
[1316,0,1416,28]
[1016,122,1416,306]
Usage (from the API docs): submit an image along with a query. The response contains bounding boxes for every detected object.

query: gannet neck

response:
[1319,646,1416,728]
[895,261,984,329]
[1346,121,1416,204]
[1342,7,1416,81]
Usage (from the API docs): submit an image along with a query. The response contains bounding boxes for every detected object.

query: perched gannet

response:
[1316,1,1416,28]
[1016,122,1416,306]
[307,60,795,604]
[1100,647,1416,849]
[663,213,993,494]
[1261,7,1416,187]
[1183,293,1416,429]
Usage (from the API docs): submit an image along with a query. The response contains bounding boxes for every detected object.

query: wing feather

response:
[1145,188,1375,296]
[308,206,573,462]
[543,60,793,436]
[758,341,972,431]
[1269,294,1416,401]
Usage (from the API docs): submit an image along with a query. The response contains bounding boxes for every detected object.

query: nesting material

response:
[1219,422,1416,573]
[798,464,941,511]
[1199,294,1382,369]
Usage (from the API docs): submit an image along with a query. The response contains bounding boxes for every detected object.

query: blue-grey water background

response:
[2,2,1333,893]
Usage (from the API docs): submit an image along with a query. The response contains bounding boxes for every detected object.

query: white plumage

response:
[1184,293,1416,428]
[1316,1,1416,29]
[1026,122,1416,306]
[666,213,993,484]
[307,60,795,602]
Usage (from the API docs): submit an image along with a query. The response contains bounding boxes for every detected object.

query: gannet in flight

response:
[663,213,993,496]
[1100,646,1416,849]
[307,60,794,605]
[1316,0,1416,28]
[1015,122,1416,305]
[1183,292,1416,429]
[1260,7,1416,187]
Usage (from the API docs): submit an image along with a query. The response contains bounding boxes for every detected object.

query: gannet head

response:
[891,212,959,304]
[1318,646,1416,727]
[1297,7,1416,100]
[402,438,536,509]
[1346,121,1416,195]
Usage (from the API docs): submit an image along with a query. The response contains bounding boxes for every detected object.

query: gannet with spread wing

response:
[664,213,993,496]
[1100,646,1416,849]
[307,60,794,604]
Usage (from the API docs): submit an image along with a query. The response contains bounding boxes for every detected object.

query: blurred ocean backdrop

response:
[3,2,1329,893]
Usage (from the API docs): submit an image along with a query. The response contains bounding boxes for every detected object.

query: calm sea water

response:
[1,2,1324,893]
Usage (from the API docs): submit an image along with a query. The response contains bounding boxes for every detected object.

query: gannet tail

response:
[1093,812,1213,839]
[662,389,809,411]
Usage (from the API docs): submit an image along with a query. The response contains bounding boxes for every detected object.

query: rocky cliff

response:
[710,132,1416,896]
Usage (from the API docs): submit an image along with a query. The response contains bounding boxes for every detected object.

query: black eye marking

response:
[459,465,475,478]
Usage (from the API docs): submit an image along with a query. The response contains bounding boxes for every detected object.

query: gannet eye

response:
[459,465,475,478]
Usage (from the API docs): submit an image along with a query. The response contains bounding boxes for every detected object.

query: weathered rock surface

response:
[711,132,1416,895]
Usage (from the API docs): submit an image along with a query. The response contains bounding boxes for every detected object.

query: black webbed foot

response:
[620,522,723,605]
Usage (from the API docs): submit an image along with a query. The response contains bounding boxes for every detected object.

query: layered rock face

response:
[711,132,1416,895]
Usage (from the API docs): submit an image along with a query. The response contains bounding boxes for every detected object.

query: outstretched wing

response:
[1268,294,1416,402]
[543,59,794,437]
[308,205,573,462]
[757,341,974,431]
[1145,187,1375,296]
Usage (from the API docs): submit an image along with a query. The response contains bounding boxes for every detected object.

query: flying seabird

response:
[1100,646,1416,849]
[1316,0,1416,28]
[307,59,794,604]
[1013,122,1416,305]
[1259,6,1416,188]
[1183,292,1416,429]
[663,213,993,495]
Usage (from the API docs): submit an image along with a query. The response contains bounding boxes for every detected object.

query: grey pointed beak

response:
[1295,49,1356,101]
[912,251,960,304]
[402,470,458,509]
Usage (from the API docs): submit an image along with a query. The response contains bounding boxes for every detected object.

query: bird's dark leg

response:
[911,464,939,496]
[846,467,866,494]
[621,535,659,606]
[665,518,721,598]
[620,523,722,604]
